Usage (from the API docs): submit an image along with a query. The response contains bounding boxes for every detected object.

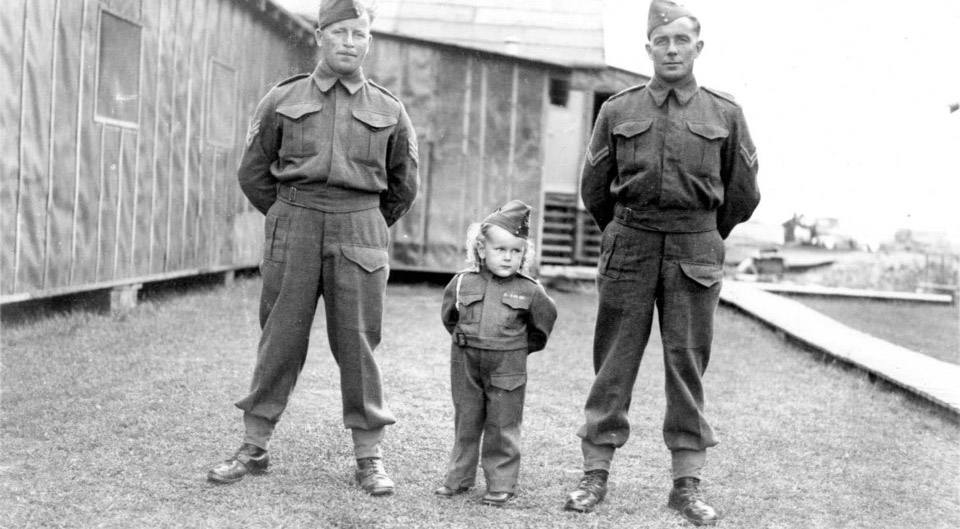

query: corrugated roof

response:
[370,0,607,68]
[238,0,316,42]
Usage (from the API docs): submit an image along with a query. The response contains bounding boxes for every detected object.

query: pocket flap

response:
[686,121,729,140]
[490,373,527,391]
[276,103,323,121]
[679,262,723,288]
[352,109,398,129]
[501,292,531,309]
[341,245,389,273]
[612,119,653,138]
[459,292,484,306]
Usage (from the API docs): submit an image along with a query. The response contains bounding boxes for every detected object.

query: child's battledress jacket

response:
[441,268,558,353]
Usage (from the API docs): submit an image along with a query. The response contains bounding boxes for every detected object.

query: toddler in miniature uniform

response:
[434,200,558,506]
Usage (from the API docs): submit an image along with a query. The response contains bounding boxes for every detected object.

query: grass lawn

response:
[785,295,960,365]
[2,276,959,528]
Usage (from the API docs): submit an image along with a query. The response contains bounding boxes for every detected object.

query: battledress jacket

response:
[581,76,760,238]
[441,270,558,353]
[237,64,419,226]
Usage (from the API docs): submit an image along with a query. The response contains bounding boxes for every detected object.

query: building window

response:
[549,77,569,107]
[206,60,237,147]
[95,10,142,127]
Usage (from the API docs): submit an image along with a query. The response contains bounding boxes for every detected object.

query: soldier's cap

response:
[483,200,531,239]
[318,0,366,29]
[648,0,696,37]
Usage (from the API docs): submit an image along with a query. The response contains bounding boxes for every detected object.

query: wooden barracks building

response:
[1,0,644,306]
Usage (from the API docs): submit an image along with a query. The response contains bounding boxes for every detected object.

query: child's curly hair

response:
[464,222,535,275]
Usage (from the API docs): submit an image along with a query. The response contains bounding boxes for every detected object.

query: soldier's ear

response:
[695,39,704,55]
[314,27,323,48]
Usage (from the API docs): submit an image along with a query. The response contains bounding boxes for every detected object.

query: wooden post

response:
[109,284,142,313]
[222,269,235,287]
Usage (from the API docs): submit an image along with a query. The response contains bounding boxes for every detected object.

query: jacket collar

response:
[647,75,698,106]
[312,61,365,94]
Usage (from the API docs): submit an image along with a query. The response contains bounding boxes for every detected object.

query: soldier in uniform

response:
[207,0,419,496]
[563,0,760,525]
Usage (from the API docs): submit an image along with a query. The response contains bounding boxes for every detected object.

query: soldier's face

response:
[315,12,372,76]
[479,225,525,278]
[645,17,703,84]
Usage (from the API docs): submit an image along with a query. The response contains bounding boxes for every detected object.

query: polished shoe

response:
[563,469,608,512]
[355,457,395,496]
[434,485,471,498]
[481,491,514,507]
[667,477,719,526]
[207,443,269,484]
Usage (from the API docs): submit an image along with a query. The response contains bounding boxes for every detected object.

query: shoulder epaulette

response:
[702,86,739,106]
[516,271,539,284]
[276,73,310,87]
[607,83,647,103]
[367,79,401,103]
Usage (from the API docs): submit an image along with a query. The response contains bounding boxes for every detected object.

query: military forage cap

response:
[318,0,364,29]
[484,200,532,239]
[648,0,696,37]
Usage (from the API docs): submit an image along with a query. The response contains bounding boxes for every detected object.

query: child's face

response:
[480,225,525,278]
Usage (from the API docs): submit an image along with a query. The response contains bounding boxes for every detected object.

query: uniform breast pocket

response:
[612,118,653,172]
[684,121,728,180]
[276,103,323,157]
[501,293,531,329]
[458,292,484,325]
[350,109,398,164]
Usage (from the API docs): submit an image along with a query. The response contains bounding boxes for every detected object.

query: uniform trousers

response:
[577,218,724,479]
[444,346,528,494]
[235,198,396,459]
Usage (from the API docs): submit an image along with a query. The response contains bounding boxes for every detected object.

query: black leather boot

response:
[563,469,609,512]
[207,443,269,484]
[667,477,719,526]
[481,491,514,507]
[355,457,395,496]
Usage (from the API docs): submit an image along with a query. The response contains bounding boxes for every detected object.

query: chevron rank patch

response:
[408,138,419,162]
[245,119,260,148]
[739,143,758,168]
[587,145,610,167]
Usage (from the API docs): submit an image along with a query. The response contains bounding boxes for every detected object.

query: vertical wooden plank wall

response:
[1,0,315,302]
[0,0,314,302]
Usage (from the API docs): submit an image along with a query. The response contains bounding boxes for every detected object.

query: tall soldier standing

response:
[563,0,760,525]
[207,0,419,496]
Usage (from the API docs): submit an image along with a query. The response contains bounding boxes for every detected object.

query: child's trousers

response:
[443,345,528,494]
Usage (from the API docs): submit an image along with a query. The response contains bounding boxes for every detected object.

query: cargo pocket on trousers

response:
[678,261,723,288]
[341,245,389,273]
[598,231,623,279]
[490,373,527,392]
[263,216,290,263]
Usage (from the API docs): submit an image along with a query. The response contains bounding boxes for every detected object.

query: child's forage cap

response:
[483,200,531,239]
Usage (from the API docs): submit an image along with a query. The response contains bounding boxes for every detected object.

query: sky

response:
[604,0,960,238]
[276,0,960,239]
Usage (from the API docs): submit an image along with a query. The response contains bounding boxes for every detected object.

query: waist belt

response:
[614,204,717,233]
[453,332,528,351]
[277,184,380,212]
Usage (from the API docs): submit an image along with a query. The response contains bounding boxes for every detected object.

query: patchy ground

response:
[2,277,958,528]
